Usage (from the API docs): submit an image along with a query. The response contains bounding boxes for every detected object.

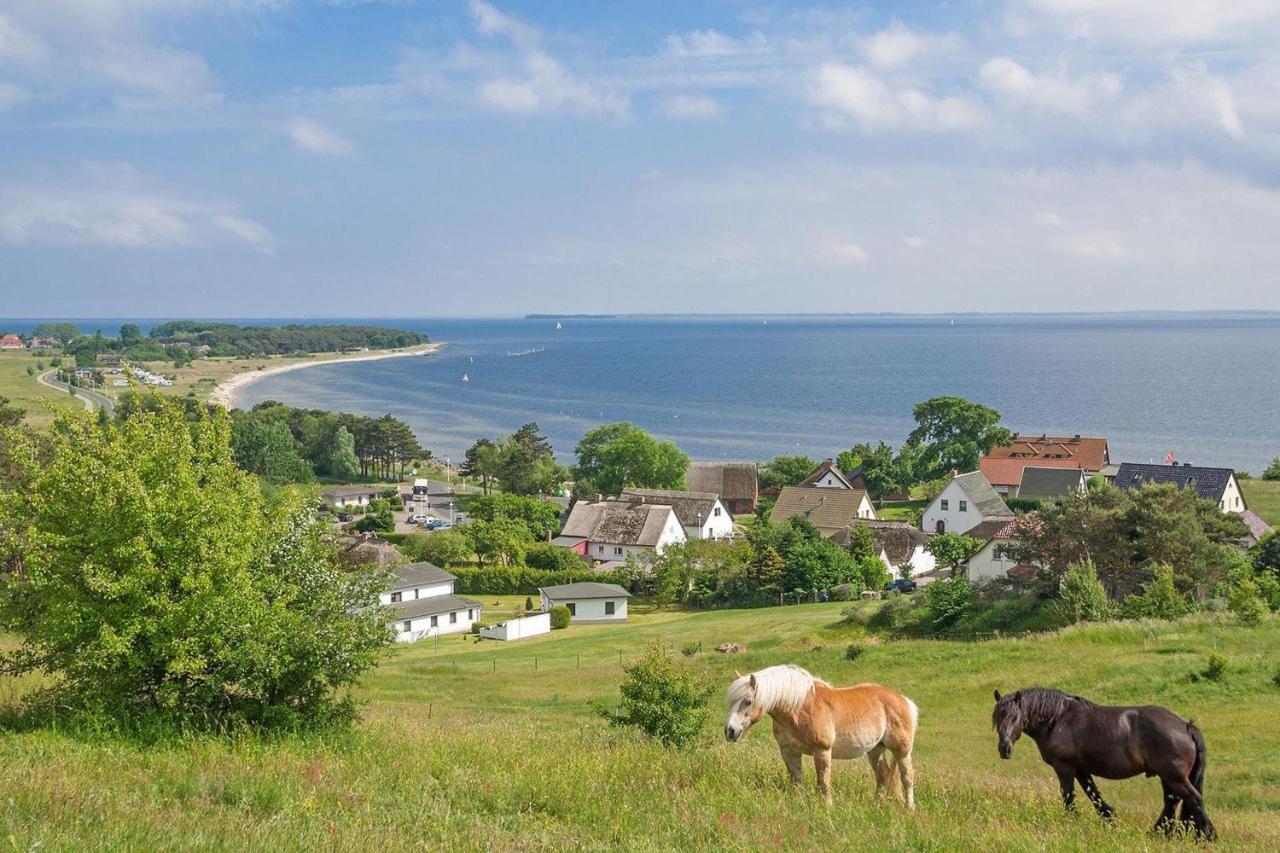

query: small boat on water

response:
[555,321,562,330]
[461,373,470,383]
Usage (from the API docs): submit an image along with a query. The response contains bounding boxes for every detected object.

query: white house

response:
[964,518,1041,586]
[921,471,1013,535]
[798,458,865,490]
[557,500,686,564]
[769,486,876,538]
[619,488,734,540]
[390,595,482,642]
[380,562,457,604]
[1014,467,1088,502]
[540,582,631,624]
[835,520,935,578]
[1112,463,1247,515]
[321,485,379,510]
[479,611,552,641]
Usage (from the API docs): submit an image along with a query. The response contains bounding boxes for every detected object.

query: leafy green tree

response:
[1264,457,1280,481]
[463,517,533,566]
[496,423,564,496]
[460,438,502,494]
[465,492,560,540]
[836,442,900,499]
[1054,559,1112,624]
[118,324,144,347]
[747,544,786,604]
[758,455,817,491]
[525,542,584,571]
[602,643,713,747]
[32,322,80,342]
[0,396,23,428]
[329,425,361,481]
[231,416,313,484]
[1121,564,1190,620]
[922,576,973,629]
[845,523,877,561]
[574,422,688,495]
[927,533,984,570]
[0,403,390,729]
[401,529,473,566]
[1227,571,1268,626]
[1254,532,1280,577]
[907,396,1011,480]
[353,498,395,533]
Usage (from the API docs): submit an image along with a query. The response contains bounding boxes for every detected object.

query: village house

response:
[921,471,1013,535]
[1112,462,1247,515]
[96,353,123,366]
[381,562,482,642]
[1013,466,1088,502]
[28,336,60,348]
[321,485,379,510]
[336,533,405,568]
[833,519,936,577]
[479,611,552,641]
[1239,510,1274,548]
[798,458,867,491]
[618,488,734,540]
[978,456,1083,497]
[685,461,759,515]
[769,485,876,538]
[540,582,631,623]
[985,433,1111,473]
[555,499,686,563]
[0,334,24,349]
[380,561,458,604]
[964,518,1040,586]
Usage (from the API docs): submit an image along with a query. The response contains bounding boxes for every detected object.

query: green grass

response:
[2,606,1279,850]
[0,350,84,427]
[876,499,926,522]
[1242,479,1280,526]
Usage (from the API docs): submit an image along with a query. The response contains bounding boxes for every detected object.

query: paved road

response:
[38,370,116,415]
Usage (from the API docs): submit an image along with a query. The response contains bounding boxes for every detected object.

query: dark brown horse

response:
[992,688,1214,840]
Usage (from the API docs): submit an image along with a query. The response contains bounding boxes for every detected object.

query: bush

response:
[1273,667,1280,689]
[401,529,473,567]
[602,643,712,747]
[923,577,973,630]
[525,542,584,571]
[680,642,700,657]
[471,621,489,635]
[1054,559,1112,624]
[549,605,571,630]
[1122,564,1191,620]
[844,643,865,661]
[1227,575,1268,626]
[868,595,919,632]
[828,584,855,602]
[1201,654,1228,682]
[525,596,535,612]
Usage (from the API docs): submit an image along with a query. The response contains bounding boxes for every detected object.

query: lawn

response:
[0,350,84,427]
[1242,479,1280,527]
[1,604,1278,850]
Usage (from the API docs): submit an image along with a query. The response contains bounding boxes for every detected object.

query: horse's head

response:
[992,689,1024,759]
[724,672,766,742]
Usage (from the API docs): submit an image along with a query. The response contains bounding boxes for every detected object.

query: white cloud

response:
[1064,234,1131,259]
[860,23,956,69]
[811,62,984,132]
[827,241,869,265]
[288,117,355,156]
[84,42,218,103]
[660,93,723,120]
[470,0,540,43]
[1020,0,1280,45]
[0,163,273,253]
[902,235,926,248]
[0,14,47,64]
[978,57,1120,118]
[1168,65,1245,139]
[0,82,28,110]
[663,29,767,58]
[1034,210,1066,227]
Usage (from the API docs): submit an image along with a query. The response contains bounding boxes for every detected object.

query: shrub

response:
[1122,564,1191,620]
[471,621,488,635]
[525,542,584,571]
[549,605,571,630]
[828,584,855,602]
[1227,575,1268,626]
[401,529,473,567]
[602,643,712,747]
[1202,654,1227,682]
[1054,559,1112,624]
[525,596,534,612]
[1273,667,1280,689]
[681,642,700,657]
[844,643,865,661]
[868,595,918,632]
[923,577,973,630]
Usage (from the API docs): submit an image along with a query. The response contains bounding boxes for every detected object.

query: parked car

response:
[423,518,448,530]
[406,513,429,524]
[885,578,917,594]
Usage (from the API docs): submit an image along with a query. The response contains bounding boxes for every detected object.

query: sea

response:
[6,314,1279,472]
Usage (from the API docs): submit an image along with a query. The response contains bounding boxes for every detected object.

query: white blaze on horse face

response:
[724,697,758,742]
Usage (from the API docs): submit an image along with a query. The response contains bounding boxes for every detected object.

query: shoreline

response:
[208,342,444,410]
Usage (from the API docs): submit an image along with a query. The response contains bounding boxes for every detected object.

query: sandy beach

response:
[208,342,444,410]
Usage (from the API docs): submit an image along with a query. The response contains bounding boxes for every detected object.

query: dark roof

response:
[979,456,1082,488]
[390,594,482,620]
[321,485,380,498]
[561,501,679,547]
[1240,510,1273,544]
[799,459,859,489]
[685,462,758,502]
[1113,463,1238,503]
[389,562,456,589]
[947,472,1013,518]
[986,434,1110,471]
[540,582,631,599]
[769,486,873,536]
[619,488,725,527]
[833,520,931,565]
[1016,467,1087,500]
[338,534,405,567]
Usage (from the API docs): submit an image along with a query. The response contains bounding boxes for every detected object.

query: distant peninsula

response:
[523,314,618,320]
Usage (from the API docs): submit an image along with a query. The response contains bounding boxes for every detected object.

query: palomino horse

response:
[992,688,1215,840]
[724,665,918,806]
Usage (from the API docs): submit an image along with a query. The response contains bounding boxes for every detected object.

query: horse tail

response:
[904,695,919,744]
[1187,721,1207,795]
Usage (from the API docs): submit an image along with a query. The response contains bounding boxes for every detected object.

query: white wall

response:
[1221,476,1245,514]
[965,539,1027,585]
[587,511,687,561]
[480,611,551,641]
[329,493,372,509]
[541,596,628,622]
[813,471,847,488]
[380,580,454,605]
[856,494,877,520]
[686,500,734,541]
[394,604,480,642]
[922,480,986,534]
[880,544,936,577]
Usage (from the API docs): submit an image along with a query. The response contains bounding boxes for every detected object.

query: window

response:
[959,500,968,512]
[401,621,411,632]
[449,611,457,624]
[430,615,438,627]
[940,499,949,510]
[567,603,576,616]
[597,545,604,554]
[605,601,616,615]
[614,546,623,556]
[468,609,475,620]
[389,591,402,603]
[713,507,721,517]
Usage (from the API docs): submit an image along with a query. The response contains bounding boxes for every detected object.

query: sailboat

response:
[461,373,470,383]
[555,321,563,330]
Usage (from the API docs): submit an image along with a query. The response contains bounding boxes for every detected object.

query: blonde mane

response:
[726,664,829,714]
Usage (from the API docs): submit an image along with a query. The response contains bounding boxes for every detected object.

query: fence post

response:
[577,653,580,670]
[534,656,538,672]
[618,649,622,666]
[492,658,496,673]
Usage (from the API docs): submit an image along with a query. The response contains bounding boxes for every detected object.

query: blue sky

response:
[3,0,1280,316]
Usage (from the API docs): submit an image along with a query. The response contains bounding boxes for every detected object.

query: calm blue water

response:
[5,314,1277,471]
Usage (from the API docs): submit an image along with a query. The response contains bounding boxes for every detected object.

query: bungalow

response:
[1014,466,1088,502]
[685,461,758,515]
[618,488,734,540]
[540,582,631,623]
[380,561,457,604]
[390,595,482,642]
[193,344,212,357]
[985,433,1110,473]
[337,533,405,568]
[965,517,1042,585]
[95,353,123,366]
[833,520,935,577]
[0,334,24,349]
[921,471,1012,535]
[978,456,1082,497]
[321,485,379,510]
[798,458,867,491]
[769,485,876,538]
[558,499,686,563]
[29,336,60,349]
[1113,462,1247,515]
[479,611,552,641]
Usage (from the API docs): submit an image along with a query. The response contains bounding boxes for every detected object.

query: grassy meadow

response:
[0,350,84,428]
[2,603,1278,850]
[1241,479,1280,526]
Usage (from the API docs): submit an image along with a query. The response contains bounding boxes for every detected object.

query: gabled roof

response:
[389,561,456,590]
[967,517,1021,543]
[619,488,725,527]
[833,520,931,565]
[685,462,758,502]
[540,582,631,599]
[561,500,680,547]
[1240,510,1273,544]
[979,456,1081,489]
[1016,466,1087,500]
[799,459,860,489]
[1113,463,1238,504]
[338,534,405,567]
[986,434,1110,471]
[945,472,1014,518]
[770,486,872,535]
[391,594,482,620]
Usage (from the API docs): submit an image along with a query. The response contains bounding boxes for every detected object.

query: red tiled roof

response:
[985,434,1110,472]
[979,456,1081,488]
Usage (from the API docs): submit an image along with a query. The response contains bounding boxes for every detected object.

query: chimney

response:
[1073,434,1081,441]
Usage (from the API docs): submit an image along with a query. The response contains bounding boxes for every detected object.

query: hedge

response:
[451,566,632,595]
